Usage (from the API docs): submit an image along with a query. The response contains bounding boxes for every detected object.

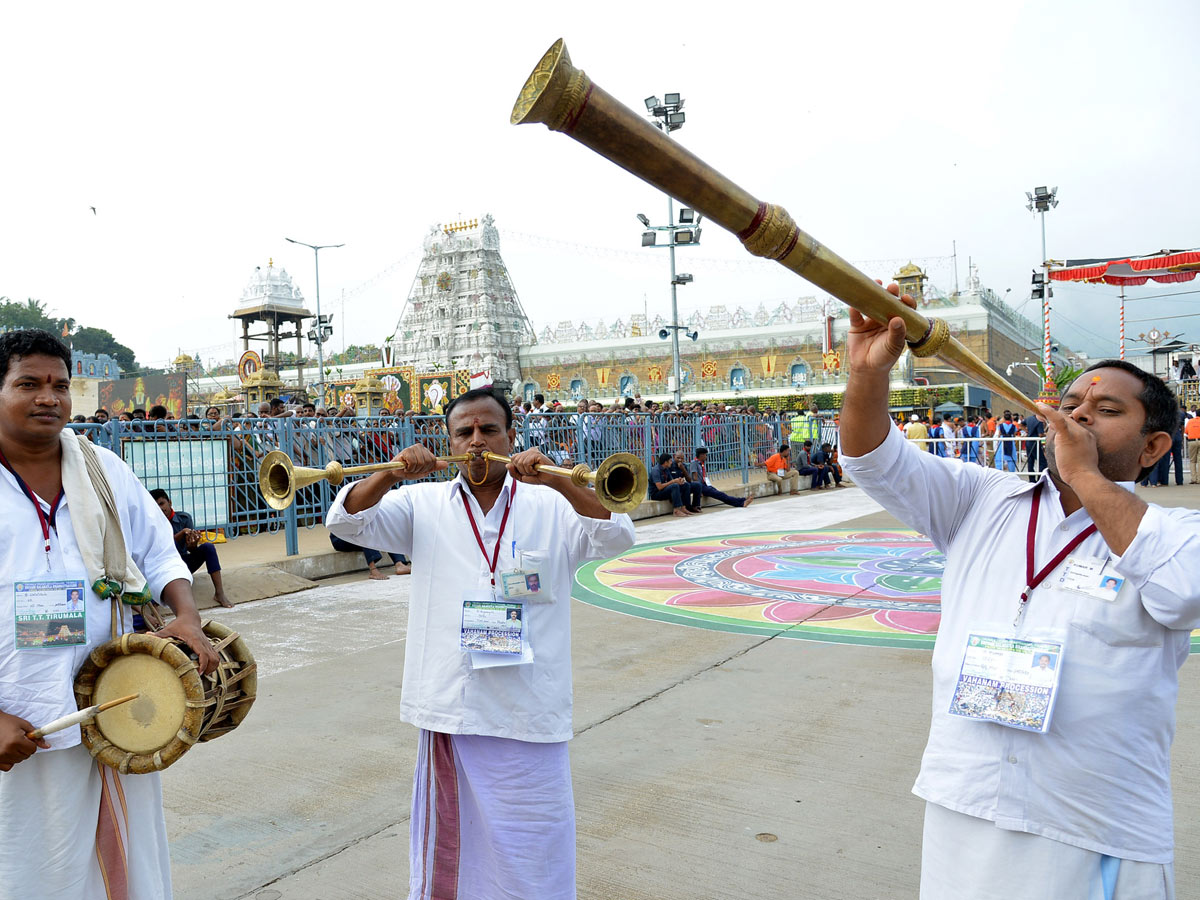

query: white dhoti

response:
[0,744,173,899]
[921,802,1174,900]
[409,730,575,900]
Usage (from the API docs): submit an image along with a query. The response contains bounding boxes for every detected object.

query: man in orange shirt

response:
[1185,412,1200,483]
[764,444,800,495]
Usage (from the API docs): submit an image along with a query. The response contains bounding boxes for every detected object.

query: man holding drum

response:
[0,329,216,899]
[326,387,635,900]
[841,287,1197,898]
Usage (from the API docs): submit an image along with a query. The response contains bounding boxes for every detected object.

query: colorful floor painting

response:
[573,529,1200,652]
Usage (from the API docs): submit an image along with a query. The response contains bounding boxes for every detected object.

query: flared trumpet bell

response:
[259,450,345,511]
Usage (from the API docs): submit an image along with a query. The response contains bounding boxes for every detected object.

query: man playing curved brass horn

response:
[326,387,635,899]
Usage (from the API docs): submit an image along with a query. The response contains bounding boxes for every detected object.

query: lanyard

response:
[461,481,516,591]
[0,447,64,570]
[1014,482,1098,627]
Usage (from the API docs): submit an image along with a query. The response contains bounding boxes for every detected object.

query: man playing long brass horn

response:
[841,286,1195,898]
[326,386,635,899]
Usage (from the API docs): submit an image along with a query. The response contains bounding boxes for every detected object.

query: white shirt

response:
[325,473,635,742]
[0,445,191,750]
[842,425,1200,863]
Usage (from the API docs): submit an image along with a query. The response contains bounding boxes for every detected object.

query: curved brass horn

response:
[512,39,1038,412]
[259,448,649,514]
[476,450,647,514]
[258,450,472,510]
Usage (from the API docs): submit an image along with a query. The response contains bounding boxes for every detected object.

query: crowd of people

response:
[898,401,1200,488]
[64,393,843,529]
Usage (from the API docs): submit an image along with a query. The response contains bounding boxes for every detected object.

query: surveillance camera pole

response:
[666,193,683,406]
[286,237,344,406]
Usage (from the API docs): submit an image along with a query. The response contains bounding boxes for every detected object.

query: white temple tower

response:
[229,259,312,385]
[389,214,534,387]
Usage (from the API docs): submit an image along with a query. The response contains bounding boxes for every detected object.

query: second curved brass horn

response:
[259,448,649,514]
[475,450,647,514]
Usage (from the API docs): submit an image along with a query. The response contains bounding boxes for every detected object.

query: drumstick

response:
[26,693,141,740]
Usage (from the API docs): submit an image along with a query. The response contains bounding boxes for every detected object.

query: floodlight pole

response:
[645,94,687,406]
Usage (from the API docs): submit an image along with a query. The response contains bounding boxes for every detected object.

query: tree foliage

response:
[0,296,139,373]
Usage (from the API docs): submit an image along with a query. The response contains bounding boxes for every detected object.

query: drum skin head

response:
[75,632,206,774]
[93,653,186,754]
[75,622,257,773]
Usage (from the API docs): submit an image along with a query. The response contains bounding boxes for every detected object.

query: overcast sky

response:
[3,0,1197,371]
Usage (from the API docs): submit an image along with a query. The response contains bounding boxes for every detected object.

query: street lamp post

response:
[286,237,343,405]
[641,92,698,407]
[1025,186,1058,382]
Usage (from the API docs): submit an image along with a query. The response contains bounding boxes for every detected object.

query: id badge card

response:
[1056,554,1124,602]
[500,569,543,600]
[461,590,524,656]
[14,575,88,650]
[948,631,1064,733]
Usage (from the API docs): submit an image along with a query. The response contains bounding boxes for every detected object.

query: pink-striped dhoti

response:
[409,730,575,900]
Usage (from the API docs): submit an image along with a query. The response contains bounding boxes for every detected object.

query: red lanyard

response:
[1014,482,1098,626]
[461,481,516,590]
[0,447,64,569]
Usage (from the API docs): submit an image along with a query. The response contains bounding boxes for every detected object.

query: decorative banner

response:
[380,344,395,367]
[700,360,718,379]
[237,350,262,382]
[419,375,451,414]
[759,355,777,377]
[546,373,561,390]
[99,373,186,418]
[822,351,841,371]
[453,369,470,397]
[377,372,411,413]
[647,365,663,383]
[595,367,611,387]
[469,370,491,389]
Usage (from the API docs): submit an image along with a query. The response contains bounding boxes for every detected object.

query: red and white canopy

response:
[1048,249,1200,286]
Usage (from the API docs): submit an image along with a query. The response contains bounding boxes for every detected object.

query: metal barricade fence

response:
[69,412,824,555]
[905,434,1047,474]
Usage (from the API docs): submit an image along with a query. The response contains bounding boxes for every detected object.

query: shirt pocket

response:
[1069,590,1164,649]
[517,550,554,602]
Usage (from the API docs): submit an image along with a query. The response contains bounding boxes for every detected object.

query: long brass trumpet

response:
[258,449,648,514]
[512,40,1038,412]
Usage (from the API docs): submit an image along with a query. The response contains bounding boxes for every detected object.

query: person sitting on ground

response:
[813,442,844,486]
[149,489,234,607]
[689,446,753,508]
[764,444,801,495]
[669,450,703,513]
[794,440,830,489]
[649,452,698,516]
[328,533,411,577]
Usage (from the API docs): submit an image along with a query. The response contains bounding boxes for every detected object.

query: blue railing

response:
[70,411,820,554]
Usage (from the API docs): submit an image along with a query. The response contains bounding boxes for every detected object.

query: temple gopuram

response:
[386,214,534,395]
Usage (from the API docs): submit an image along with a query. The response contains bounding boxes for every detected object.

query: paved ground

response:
[163,480,1200,899]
